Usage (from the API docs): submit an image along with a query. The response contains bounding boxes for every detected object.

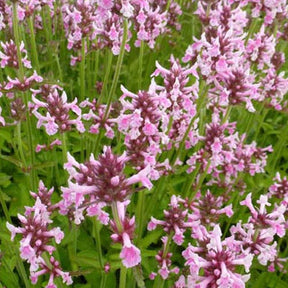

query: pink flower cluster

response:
[80,98,115,138]
[3,71,43,93]
[116,56,199,177]
[31,84,85,135]
[59,146,152,267]
[187,113,272,189]
[184,0,288,112]
[148,194,235,281]
[6,181,72,288]
[149,189,288,286]
[180,225,253,288]
[62,0,181,64]
[0,0,55,31]
[0,40,31,69]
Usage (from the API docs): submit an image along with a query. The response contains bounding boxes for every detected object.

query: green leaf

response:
[268,273,288,288]
[0,173,11,187]
[138,230,163,249]
[73,250,101,269]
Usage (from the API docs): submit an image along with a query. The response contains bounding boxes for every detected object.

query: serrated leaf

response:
[0,173,11,187]
[138,230,163,249]
[73,250,100,269]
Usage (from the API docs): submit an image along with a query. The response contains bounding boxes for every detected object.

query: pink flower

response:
[0,106,5,126]
[120,232,141,268]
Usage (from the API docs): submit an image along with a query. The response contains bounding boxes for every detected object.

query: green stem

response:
[100,273,107,288]
[28,16,40,71]
[245,18,260,45]
[143,176,166,224]
[86,44,92,99]
[136,190,145,238]
[93,128,104,156]
[93,218,104,269]
[0,189,10,221]
[61,132,68,163]
[97,51,113,104]
[93,49,100,87]
[132,265,145,288]
[104,19,128,120]
[172,81,209,165]
[58,9,66,80]
[270,133,286,172]
[80,38,86,102]
[68,224,79,271]
[120,265,127,288]
[153,234,172,288]
[138,41,144,90]
[55,53,63,82]
[184,162,201,198]
[13,2,37,190]
[172,115,196,165]
[42,6,54,73]
[24,92,37,191]
[166,0,172,10]
[221,106,232,124]
[16,122,27,169]
[111,201,123,233]
[15,260,31,288]
[189,160,211,199]
[254,105,267,140]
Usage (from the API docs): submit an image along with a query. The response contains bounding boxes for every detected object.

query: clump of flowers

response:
[180,225,253,288]
[6,181,72,287]
[0,40,31,69]
[62,0,182,63]
[3,70,43,92]
[80,98,115,139]
[186,113,272,190]
[59,146,152,267]
[32,85,85,135]
[2,0,288,287]
[60,146,152,220]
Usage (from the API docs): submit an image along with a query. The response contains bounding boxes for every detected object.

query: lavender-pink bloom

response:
[60,146,152,224]
[32,85,84,135]
[182,225,253,288]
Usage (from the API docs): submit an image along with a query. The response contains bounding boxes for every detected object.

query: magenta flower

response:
[151,236,180,280]
[187,112,272,190]
[189,190,234,226]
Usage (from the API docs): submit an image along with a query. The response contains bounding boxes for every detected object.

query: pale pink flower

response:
[120,232,141,267]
